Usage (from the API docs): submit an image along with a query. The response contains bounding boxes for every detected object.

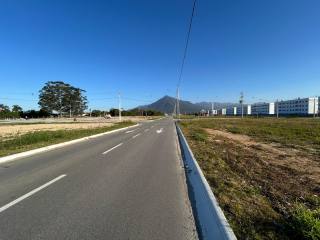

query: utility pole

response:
[276,99,279,118]
[173,102,176,117]
[211,102,214,116]
[314,97,317,118]
[118,92,122,122]
[176,87,180,119]
[239,92,244,118]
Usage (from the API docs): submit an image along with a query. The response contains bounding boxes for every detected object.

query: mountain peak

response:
[139,95,238,114]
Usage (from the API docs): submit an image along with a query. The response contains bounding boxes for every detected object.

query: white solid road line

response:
[102,143,123,155]
[132,133,141,139]
[0,174,67,213]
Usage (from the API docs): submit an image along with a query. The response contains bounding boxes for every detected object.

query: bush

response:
[289,204,320,240]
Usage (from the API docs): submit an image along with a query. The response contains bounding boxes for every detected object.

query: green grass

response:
[182,117,320,153]
[0,121,94,126]
[179,117,320,240]
[289,204,320,240]
[0,121,134,157]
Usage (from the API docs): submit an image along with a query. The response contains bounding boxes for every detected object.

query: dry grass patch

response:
[180,118,320,240]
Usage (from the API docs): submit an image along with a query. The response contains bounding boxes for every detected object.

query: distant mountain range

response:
[138,95,238,114]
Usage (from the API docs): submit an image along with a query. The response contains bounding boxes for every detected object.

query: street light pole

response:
[176,87,180,119]
[276,99,279,118]
[118,93,122,122]
[240,92,244,118]
[314,97,316,118]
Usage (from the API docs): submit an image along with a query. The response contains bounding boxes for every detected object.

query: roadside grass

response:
[0,121,76,126]
[184,117,320,154]
[0,121,134,157]
[179,118,320,240]
[174,115,197,119]
[288,203,320,239]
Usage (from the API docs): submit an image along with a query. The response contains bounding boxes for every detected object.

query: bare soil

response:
[0,116,153,139]
[0,122,114,138]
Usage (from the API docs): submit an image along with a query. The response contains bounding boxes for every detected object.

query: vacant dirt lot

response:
[180,118,320,240]
[0,116,154,139]
[205,128,320,185]
[0,122,114,138]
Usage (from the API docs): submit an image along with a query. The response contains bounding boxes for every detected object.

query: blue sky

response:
[0,0,320,110]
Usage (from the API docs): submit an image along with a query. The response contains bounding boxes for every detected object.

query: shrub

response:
[289,203,320,240]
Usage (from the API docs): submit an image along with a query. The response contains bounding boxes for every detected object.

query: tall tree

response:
[38,81,88,117]
[0,104,10,112]
[12,105,23,113]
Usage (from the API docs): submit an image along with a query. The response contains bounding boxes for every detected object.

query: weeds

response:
[180,118,320,239]
[288,204,320,240]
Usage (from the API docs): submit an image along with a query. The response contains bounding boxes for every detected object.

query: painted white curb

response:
[0,124,139,165]
[176,124,237,240]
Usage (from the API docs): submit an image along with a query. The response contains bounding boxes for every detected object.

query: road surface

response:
[0,118,198,240]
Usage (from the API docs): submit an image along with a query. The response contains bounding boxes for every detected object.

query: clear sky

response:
[1,0,320,110]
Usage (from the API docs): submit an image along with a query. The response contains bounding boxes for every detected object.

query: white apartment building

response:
[277,97,318,115]
[251,102,275,115]
[226,107,237,116]
[218,108,227,115]
[210,109,218,116]
[236,105,251,115]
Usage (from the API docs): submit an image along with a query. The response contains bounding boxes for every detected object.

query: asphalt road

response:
[0,118,198,240]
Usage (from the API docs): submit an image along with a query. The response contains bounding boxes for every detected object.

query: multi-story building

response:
[226,107,237,116]
[277,97,318,115]
[236,105,251,115]
[251,103,275,115]
[218,108,227,115]
[210,110,218,116]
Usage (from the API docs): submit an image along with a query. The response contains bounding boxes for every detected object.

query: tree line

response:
[0,81,162,119]
[108,108,162,117]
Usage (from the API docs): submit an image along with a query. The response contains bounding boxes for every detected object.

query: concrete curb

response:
[176,124,237,240]
[0,124,139,165]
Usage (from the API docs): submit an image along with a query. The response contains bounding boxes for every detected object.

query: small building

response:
[251,103,275,115]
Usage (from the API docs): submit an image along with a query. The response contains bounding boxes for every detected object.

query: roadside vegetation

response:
[179,117,320,240]
[0,121,134,157]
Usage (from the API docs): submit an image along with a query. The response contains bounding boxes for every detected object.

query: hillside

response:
[140,95,237,114]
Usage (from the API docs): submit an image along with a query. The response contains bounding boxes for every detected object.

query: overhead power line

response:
[176,0,197,118]
[177,0,197,88]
